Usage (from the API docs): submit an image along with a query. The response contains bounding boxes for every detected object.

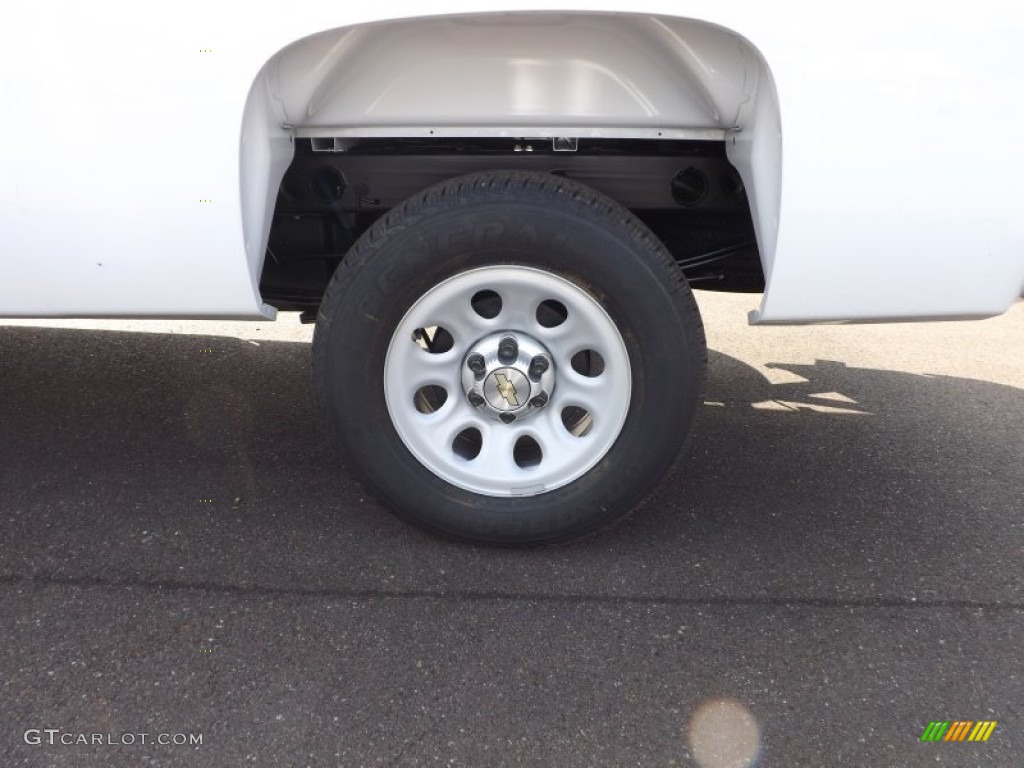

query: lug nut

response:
[528,355,550,379]
[530,392,549,408]
[467,391,485,407]
[497,336,518,363]
[466,353,486,377]
[499,413,516,424]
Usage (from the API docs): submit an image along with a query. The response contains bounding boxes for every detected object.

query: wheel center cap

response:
[462,331,556,423]
[483,368,529,412]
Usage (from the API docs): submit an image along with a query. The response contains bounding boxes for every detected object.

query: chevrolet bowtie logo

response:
[494,372,520,407]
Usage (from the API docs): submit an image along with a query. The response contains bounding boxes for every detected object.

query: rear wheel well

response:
[240,11,781,309]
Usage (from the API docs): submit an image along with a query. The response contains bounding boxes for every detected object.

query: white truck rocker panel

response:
[1,1,1022,323]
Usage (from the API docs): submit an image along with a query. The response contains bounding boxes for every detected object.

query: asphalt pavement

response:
[1,294,1021,767]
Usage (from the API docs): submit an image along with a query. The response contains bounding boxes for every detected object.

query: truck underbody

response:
[260,138,762,313]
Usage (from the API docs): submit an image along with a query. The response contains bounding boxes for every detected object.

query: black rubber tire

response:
[313,171,705,545]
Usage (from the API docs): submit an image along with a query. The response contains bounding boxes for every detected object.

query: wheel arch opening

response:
[239,11,782,305]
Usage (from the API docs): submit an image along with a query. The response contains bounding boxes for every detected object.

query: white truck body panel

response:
[1,1,1022,322]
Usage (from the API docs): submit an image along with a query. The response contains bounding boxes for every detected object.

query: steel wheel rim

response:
[384,265,632,497]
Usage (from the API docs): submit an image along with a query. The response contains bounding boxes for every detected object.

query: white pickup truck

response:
[2,2,1022,543]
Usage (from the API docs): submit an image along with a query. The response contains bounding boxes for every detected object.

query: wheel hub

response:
[461,331,555,423]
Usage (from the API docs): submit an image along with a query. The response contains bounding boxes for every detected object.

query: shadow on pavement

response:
[0,325,1020,607]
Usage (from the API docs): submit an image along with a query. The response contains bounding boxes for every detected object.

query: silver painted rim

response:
[384,266,631,497]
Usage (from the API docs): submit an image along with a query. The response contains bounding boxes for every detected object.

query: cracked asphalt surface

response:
[1,294,1021,767]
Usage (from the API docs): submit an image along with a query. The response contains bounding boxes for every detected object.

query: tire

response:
[313,171,705,545]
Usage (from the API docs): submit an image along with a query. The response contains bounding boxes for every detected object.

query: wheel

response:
[313,171,705,545]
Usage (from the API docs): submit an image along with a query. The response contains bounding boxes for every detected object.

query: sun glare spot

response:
[686,698,760,768]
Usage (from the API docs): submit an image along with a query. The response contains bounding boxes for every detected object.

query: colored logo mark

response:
[494,372,520,407]
[920,720,997,742]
